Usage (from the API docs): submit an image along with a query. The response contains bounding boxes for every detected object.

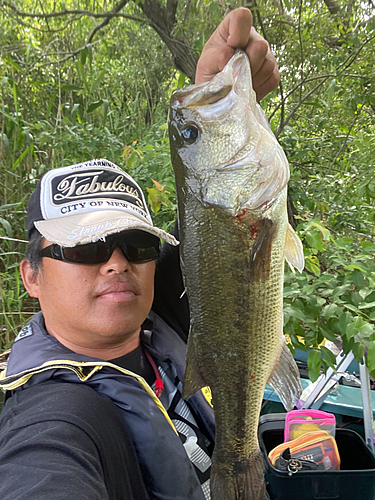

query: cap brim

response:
[34,211,179,247]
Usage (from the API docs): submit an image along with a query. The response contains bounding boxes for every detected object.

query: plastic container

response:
[259,413,375,500]
[269,430,340,471]
[284,409,336,441]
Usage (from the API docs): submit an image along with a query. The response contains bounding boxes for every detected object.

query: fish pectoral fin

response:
[182,332,207,400]
[249,219,278,282]
[182,365,206,401]
[284,223,305,273]
[267,341,302,411]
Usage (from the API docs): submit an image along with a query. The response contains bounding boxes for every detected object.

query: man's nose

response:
[99,246,130,274]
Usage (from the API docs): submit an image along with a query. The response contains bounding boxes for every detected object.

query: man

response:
[0,8,279,500]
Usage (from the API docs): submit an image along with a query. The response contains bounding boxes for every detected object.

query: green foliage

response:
[284,221,375,381]
[121,123,176,231]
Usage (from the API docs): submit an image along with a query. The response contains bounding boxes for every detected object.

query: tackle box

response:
[258,413,375,500]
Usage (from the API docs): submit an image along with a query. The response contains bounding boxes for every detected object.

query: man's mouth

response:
[95,281,139,302]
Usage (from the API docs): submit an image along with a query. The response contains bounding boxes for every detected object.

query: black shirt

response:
[110,344,155,386]
[0,381,149,500]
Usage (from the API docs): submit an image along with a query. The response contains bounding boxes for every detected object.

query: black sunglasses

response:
[39,230,161,265]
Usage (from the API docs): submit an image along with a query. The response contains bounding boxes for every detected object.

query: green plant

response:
[284,220,375,381]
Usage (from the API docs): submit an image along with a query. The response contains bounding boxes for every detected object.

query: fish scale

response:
[169,50,304,500]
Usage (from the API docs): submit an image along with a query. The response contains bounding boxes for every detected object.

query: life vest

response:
[0,311,215,500]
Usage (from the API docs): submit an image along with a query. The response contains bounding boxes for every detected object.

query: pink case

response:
[284,409,336,442]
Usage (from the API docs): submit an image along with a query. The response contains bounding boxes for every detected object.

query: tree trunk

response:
[140,0,199,81]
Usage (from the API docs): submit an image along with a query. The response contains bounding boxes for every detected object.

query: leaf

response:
[358,301,375,310]
[283,305,307,323]
[346,317,373,339]
[310,221,331,241]
[352,342,365,363]
[102,99,109,125]
[0,203,21,211]
[351,292,361,307]
[46,92,58,119]
[332,285,351,297]
[320,345,337,365]
[0,217,13,237]
[80,47,88,67]
[305,254,321,276]
[177,72,186,89]
[338,312,353,335]
[152,179,163,191]
[351,270,365,288]
[4,57,23,73]
[343,303,360,314]
[87,100,103,113]
[307,349,322,382]
[2,132,9,151]
[71,103,81,120]
[289,334,306,351]
[61,84,81,92]
[305,231,324,251]
[319,326,338,343]
[91,70,107,94]
[147,187,161,214]
[87,44,93,66]
[367,341,375,373]
[323,303,340,319]
[12,147,29,169]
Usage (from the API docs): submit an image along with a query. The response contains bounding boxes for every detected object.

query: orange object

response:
[268,431,341,471]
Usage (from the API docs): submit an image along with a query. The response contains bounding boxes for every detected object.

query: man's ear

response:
[20,260,41,299]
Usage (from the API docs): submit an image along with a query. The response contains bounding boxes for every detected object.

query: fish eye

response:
[181,125,199,144]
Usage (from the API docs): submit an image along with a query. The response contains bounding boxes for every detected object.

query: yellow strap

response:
[0,360,177,434]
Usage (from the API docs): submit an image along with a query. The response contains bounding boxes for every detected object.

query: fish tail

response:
[210,449,266,500]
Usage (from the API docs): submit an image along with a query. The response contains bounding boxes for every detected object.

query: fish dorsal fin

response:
[267,339,302,411]
[284,223,304,273]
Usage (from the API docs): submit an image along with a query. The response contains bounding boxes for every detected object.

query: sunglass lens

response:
[124,244,160,262]
[118,231,160,263]
[62,241,110,264]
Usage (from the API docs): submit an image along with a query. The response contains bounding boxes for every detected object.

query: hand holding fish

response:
[196,7,280,101]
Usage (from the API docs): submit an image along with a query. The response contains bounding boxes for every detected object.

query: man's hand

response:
[196,7,280,102]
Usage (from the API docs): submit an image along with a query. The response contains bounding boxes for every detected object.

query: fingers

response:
[245,28,269,75]
[253,65,280,102]
[218,7,253,49]
[246,29,280,101]
[195,8,253,84]
[195,7,280,101]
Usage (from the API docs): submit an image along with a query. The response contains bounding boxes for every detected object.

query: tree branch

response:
[272,32,375,137]
[3,0,199,80]
[17,0,132,67]
[3,1,143,23]
[326,104,364,176]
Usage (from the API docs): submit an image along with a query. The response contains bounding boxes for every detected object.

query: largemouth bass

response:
[169,50,304,500]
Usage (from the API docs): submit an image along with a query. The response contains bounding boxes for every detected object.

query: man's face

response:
[21,235,156,355]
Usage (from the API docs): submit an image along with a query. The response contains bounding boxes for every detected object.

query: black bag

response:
[275,448,325,475]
